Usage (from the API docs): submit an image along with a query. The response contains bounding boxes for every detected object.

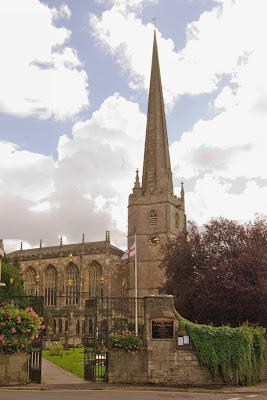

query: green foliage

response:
[49,340,63,356]
[0,258,27,300]
[0,302,45,354]
[177,312,266,386]
[110,331,142,352]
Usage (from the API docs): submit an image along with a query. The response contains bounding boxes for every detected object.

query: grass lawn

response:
[42,348,85,379]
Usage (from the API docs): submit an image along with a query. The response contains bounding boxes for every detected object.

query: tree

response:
[160,216,267,327]
[0,257,27,300]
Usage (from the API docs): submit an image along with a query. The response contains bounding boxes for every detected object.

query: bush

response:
[49,341,63,356]
[0,302,45,354]
[110,331,142,352]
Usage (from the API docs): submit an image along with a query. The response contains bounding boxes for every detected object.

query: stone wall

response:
[108,295,225,386]
[108,349,148,384]
[0,352,28,386]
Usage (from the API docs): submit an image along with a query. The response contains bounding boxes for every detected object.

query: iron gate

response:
[84,299,108,381]
[84,297,144,382]
[28,296,44,384]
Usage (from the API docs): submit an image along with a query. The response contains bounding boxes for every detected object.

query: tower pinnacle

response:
[142,31,173,194]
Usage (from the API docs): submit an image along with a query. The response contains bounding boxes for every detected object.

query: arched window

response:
[150,210,157,226]
[175,213,179,230]
[24,267,37,295]
[65,320,69,334]
[66,263,79,305]
[53,319,57,335]
[45,265,57,306]
[88,261,103,299]
[82,320,86,335]
[59,319,62,335]
[76,320,80,335]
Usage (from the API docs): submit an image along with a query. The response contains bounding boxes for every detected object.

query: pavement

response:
[0,357,267,394]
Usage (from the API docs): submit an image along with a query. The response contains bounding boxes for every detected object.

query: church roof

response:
[8,241,124,261]
[142,31,173,195]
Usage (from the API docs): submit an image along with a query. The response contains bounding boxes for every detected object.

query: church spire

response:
[142,30,173,195]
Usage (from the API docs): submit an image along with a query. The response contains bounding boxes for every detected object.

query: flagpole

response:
[134,232,138,335]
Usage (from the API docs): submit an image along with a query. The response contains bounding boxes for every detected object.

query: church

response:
[8,31,186,338]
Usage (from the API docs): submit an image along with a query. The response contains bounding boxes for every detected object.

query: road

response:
[0,390,266,400]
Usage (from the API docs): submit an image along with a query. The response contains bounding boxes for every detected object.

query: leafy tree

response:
[0,257,27,300]
[160,216,267,327]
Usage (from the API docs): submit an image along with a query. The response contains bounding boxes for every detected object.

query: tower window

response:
[150,210,157,226]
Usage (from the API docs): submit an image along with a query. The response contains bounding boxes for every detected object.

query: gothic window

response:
[66,263,79,305]
[76,320,80,335]
[24,266,37,295]
[175,213,179,230]
[53,319,57,335]
[59,319,62,335]
[150,210,157,226]
[65,320,69,334]
[82,320,86,335]
[88,261,103,299]
[45,265,57,306]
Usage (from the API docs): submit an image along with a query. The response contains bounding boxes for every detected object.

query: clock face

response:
[149,234,160,246]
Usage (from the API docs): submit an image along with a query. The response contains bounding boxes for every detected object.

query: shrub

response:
[49,340,63,356]
[0,301,45,354]
[110,331,142,352]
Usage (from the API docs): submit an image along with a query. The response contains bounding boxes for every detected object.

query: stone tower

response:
[127,31,186,297]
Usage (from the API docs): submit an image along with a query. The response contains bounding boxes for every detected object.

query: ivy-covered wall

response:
[177,313,266,386]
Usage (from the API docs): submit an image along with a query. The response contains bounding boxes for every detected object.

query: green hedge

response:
[177,313,266,386]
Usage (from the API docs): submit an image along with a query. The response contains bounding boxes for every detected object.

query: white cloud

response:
[90,0,267,112]
[169,0,267,226]
[185,175,267,226]
[0,0,89,120]
[1,94,146,253]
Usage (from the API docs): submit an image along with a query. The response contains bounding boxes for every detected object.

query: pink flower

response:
[17,317,21,323]
[11,328,16,333]
[41,325,45,330]
[40,317,44,321]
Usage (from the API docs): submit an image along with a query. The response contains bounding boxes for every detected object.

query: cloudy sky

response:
[1,0,266,253]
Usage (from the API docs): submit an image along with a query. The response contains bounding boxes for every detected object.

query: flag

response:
[121,242,136,260]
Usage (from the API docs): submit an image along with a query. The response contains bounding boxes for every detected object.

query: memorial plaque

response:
[151,319,174,339]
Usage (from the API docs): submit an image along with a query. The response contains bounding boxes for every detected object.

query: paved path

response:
[41,358,87,385]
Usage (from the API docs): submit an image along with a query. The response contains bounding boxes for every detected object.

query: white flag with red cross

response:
[121,242,136,260]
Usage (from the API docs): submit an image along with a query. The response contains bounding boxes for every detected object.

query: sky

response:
[0,0,266,253]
